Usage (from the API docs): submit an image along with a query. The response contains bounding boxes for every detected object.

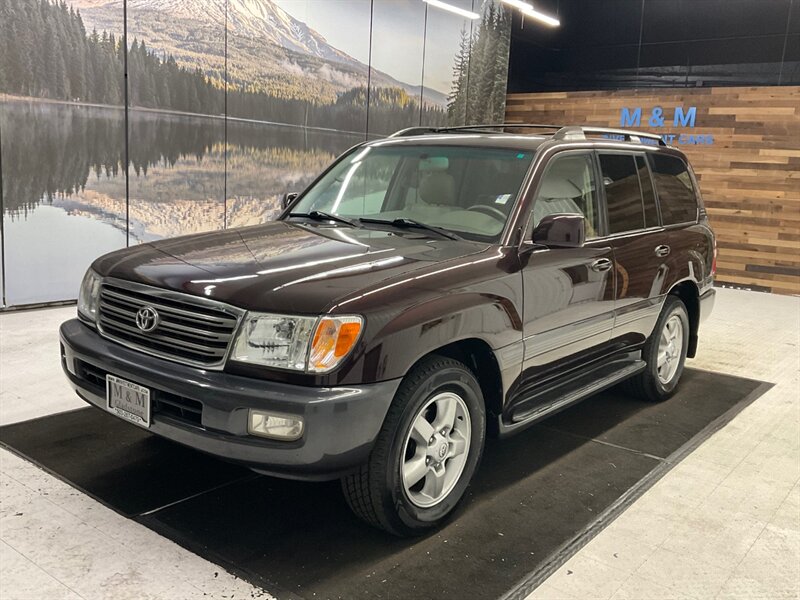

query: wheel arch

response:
[406,338,504,430]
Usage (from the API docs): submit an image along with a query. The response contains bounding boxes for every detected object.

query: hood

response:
[93,221,488,313]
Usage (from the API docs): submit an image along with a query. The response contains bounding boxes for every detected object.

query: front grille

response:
[78,361,107,392]
[97,280,242,368]
[76,359,204,428]
[153,393,203,427]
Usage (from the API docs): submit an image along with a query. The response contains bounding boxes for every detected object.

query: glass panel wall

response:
[0,0,127,305]
[421,0,476,127]
[126,0,227,243]
[0,0,512,307]
[367,1,427,136]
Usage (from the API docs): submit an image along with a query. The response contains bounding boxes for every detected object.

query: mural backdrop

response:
[0,0,512,306]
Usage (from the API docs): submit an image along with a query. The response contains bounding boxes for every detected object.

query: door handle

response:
[590,258,613,272]
[655,245,671,258]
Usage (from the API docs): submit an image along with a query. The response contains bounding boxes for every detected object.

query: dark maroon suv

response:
[61,124,715,535]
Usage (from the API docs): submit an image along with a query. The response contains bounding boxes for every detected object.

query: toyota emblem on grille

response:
[135,306,160,332]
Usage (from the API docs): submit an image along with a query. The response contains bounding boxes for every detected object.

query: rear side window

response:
[598,154,645,234]
[649,154,698,225]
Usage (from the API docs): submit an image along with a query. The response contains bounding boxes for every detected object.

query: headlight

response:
[231,314,316,370]
[77,269,102,323]
[230,313,363,372]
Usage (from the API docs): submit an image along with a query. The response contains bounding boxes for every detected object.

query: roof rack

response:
[390,123,563,137]
[553,126,666,146]
[389,124,667,146]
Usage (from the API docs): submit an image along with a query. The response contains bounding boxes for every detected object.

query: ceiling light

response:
[500,0,534,10]
[423,0,480,19]
[500,0,560,27]
[522,6,560,27]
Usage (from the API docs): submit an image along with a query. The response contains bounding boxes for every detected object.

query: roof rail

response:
[390,127,442,137]
[390,123,564,137]
[553,126,666,146]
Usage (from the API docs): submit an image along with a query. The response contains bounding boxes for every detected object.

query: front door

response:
[519,151,617,392]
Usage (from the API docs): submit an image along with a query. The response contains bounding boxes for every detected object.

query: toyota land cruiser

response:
[60,124,716,536]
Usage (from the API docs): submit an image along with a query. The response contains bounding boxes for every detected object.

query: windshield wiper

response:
[360,217,461,241]
[288,210,358,227]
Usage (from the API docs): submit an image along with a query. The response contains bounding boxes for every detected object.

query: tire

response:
[623,295,690,402]
[341,355,486,536]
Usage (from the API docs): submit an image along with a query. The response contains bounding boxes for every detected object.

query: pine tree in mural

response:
[0,0,450,131]
[0,0,224,113]
[447,27,471,126]
[447,1,512,126]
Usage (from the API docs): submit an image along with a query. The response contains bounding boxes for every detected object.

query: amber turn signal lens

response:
[308,316,363,373]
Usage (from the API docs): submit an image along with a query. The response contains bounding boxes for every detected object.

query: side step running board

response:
[499,360,646,437]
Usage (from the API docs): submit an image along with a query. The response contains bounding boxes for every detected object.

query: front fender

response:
[362,292,523,382]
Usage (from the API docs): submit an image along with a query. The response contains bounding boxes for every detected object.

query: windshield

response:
[287,144,534,242]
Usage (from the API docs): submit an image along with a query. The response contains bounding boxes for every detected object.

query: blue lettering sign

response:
[620,107,642,128]
[648,107,665,127]
[674,106,697,128]
[616,105,711,145]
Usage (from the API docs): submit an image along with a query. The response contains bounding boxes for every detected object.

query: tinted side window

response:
[649,154,698,225]
[532,153,601,238]
[598,154,644,234]
[636,155,659,228]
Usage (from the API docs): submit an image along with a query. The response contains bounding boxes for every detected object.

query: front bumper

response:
[60,319,400,480]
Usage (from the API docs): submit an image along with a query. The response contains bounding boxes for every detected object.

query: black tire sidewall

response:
[379,362,485,534]
[647,297,690,397]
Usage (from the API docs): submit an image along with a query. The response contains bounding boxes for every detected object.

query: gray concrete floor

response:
[1,287,798,599]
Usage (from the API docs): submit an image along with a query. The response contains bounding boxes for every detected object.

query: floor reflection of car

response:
[60,124,716,536]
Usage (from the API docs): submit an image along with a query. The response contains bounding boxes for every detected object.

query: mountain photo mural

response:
[0,0,512,306]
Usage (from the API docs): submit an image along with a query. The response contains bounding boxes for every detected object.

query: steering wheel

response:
[466,204,507,221]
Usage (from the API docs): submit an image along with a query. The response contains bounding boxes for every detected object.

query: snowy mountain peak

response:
[76,0,355,65]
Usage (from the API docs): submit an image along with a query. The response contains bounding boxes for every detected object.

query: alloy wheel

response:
[401,391,472,508]
[657,314,684,384]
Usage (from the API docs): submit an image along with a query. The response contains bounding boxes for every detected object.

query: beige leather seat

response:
[419,171,457,206]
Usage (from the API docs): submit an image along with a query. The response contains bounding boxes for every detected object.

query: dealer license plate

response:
[106,374,151,427]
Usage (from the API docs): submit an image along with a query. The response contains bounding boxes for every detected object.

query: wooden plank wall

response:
[506,87,800,295]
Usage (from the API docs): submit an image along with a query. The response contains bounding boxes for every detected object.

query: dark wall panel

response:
[508,0,798,92]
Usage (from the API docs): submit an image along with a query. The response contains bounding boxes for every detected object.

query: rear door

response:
[648,154,710,287]
[597,151,670,348]
[519,150,616,389]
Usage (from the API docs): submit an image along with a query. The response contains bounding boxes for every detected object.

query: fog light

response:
[248,410,304,441]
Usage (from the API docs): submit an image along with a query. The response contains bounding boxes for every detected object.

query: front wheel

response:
[623,295,690,402]
[342,355,485,536]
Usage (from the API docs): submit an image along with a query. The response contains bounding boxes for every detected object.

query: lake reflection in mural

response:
[0,99,359,304]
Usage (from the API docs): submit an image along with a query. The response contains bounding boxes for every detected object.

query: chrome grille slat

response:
[98,301,233,342]
[101,288,238,327]
[96,280,243,369]
[99,315,226,356]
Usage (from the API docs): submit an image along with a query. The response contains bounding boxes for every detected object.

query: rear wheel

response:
[623,295,690,402]
[341,355,485,536]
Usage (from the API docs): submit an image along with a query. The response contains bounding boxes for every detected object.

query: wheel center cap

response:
[437,442,448,460]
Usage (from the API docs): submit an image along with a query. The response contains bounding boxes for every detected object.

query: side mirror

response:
[532,214,586,248]
[281,192,299,209]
